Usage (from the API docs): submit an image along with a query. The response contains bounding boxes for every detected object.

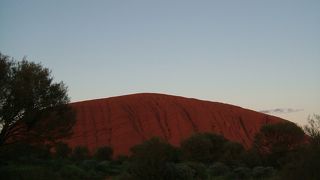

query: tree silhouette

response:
[254,122,305,167]
[0,53,75,146]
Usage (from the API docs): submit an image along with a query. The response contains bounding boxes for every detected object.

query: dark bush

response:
[0,164,59,180]
[184,162,207,180]
[252,166,275,178]
[126,137,180,179]
[221,141,245,166]
[115,155,129,165]
[241,149,262,168]
[232,166,251,179]
[0,143,51,163]
[181,133,227,163]
[280,146,320,180]
[96,160,122,175]
[163,163,195,180]
[80,159,99,170]
[254,122,305,167]
[71,146,89,161]
[59,164,88,179]
[94,146,113,161]
[207,162,230,177]
[54,142,71,159]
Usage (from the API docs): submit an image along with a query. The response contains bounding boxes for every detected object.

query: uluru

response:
[63,93,285,156]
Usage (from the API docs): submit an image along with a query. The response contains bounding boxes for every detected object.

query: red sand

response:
[64,93,285,156]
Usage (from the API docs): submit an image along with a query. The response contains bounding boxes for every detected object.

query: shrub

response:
[184,162,207,180]
[254,122,305,167]
[126,137,180,179]
[54,142,71,159]
[180,133,227,163]
[304,114,320,147]
[94,146,113,161]
[0,143,51,162]
[0,164,58,180]
[280,147,320,180]
[96,161,122,175]
[115,155,129,165]
[59,164,87,179]
[232,166,251,179]
[80,159,99,170]
[252,166,275,178]
[163,162,207,180]
[207,162,230,177]
[221,141,245,166]
[163,163,195,180]
[241,149,262,168]
[71,146,89,161]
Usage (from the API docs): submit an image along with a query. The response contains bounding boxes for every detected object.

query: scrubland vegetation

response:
[1,115,320,180]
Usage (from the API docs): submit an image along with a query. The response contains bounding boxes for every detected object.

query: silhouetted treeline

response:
[1,115,320,180]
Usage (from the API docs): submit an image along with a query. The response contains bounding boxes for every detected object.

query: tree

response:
[280,114,320,180]
[54,142,72,158]
[304,114,320,146]
[93,146,113,161]
[180,133,227,163]
[126,137,180,180]
[71,146,89,161]
[221,141,245,166]
[254,122,305,154]
[0,53,75,146]
[253,122,305,167]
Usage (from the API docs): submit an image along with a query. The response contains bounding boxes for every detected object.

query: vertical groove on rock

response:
[162,106,171,139]
[90,103,98,148]
[238,117,251,148]
[81,104,88,146]
[122,104,145,140]
[105,101,112,146]
[149,101,168,140]
[97,101,110,146]
[175,103,198,132]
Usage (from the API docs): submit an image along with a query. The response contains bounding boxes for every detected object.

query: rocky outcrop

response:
[64,93,285,156]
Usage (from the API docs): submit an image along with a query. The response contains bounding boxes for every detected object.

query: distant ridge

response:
[64,93,285,156]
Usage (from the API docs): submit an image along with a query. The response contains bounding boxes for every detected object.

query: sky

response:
[1,0,319,125]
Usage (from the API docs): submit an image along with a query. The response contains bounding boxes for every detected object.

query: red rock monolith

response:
[64,93,285,156]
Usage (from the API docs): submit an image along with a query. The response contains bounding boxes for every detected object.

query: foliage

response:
[241,148,262,168]
[2,116,320,179]
[93,146,113,161]
[253,122,305,167]
[0,53,75,146]
[304,114,320,146]
[207,162,230,177]
[232,166,251,179]
[114,155,129,164]
[71,146,89,161]
[0,142,51,162]
[221,141,245,166]
[280,115,320,180]
[183,162,207,179]
[0,164,59,180]
[251,166,275,179]
[180,132,227,163]
[54,142,71,159]
[125,137,180,179]
[280,147,320,180]
[59,164,89,179]
[164,163,195,180]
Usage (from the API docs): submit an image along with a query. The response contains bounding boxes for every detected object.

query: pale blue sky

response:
[1,0,319,124]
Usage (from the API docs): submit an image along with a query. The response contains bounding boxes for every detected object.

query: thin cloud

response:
[260,108,303,114]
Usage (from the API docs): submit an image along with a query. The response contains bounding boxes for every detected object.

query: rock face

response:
[64,93,285,156]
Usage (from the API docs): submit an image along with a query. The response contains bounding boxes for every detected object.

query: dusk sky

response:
[1,0,319,125]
